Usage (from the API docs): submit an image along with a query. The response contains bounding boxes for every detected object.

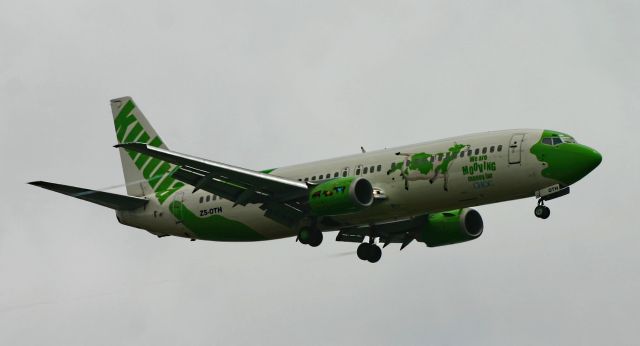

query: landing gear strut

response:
[298,228,323,247]
[357,242,382,263]
[534,200,551,219]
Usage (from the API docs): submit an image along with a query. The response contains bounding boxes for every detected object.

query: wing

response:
[29,181,148,210]
[336,215,428,250]
[115,143,308,226]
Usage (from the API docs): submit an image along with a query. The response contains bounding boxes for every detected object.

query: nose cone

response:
[574,145,602,180]
[558,144,602,185]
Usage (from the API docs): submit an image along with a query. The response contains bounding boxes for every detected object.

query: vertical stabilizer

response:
[110,97,184,203]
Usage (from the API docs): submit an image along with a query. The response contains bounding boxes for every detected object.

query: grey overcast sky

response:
[1,1,639,345]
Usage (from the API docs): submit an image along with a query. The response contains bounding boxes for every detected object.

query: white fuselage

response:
[118,129,553,240]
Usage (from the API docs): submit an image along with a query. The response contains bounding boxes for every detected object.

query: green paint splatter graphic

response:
[388,143,468,191]
[169,201,265,241]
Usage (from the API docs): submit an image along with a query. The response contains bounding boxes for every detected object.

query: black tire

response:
[534,205,546,218]
[308,231,323,247]
[367,245,382,263]
[357,243,370,260]
[298,228,310,245]
[541,206,551,219]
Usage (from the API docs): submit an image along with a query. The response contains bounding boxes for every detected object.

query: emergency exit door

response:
[508,134,525,164]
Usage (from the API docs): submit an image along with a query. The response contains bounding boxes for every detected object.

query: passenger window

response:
[213,195,217,200]
[438,153,443,161]
[326,173,330,178]
[199,196,203,203]
[482,147,487,154]
[490,146,495,153]
[319,174,323,180]
[334,172,339,178]
[467,150,472,156]
[355,168,361,175]
[475,148,480,155]
[304,178,309,182]
[206,195,210,202]
[312,176,316,180]
[552,137,562,145]
[497,145,503,152]
[342,170,348,177]
[363,167,368,174]
[377,165,382,172]
[460,151,465,158]
[370,166,374,173]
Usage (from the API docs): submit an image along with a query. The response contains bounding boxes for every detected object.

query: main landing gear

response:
[357,242,382,263]
[534,200,551,219]
[298,228,323,247]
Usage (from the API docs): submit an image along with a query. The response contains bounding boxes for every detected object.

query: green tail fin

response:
[110,96,184,203]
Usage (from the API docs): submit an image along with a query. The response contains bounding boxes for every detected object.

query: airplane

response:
[29,97,602,263]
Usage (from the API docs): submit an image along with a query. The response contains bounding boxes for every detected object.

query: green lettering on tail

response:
[114,100,183,205]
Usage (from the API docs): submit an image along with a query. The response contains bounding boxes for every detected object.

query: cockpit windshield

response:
[542,135,577,146]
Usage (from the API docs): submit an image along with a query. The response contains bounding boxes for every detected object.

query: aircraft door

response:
[508,134,525,164]
[170,191,184,223]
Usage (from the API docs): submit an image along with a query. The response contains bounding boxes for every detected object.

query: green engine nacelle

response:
[308,177,374,216]
[418,208,484,247]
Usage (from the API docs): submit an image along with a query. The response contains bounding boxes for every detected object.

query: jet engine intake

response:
[418,208,484,247]
[308,177,373,216]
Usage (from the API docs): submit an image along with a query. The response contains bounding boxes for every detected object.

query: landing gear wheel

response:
[356,243,382,263]
[298,228,323,247]
[534,205,551,219]
[540,206,550,219]
[357,243,370,260]
[298,228,310,245]
[308,231,323,247]
[367,245,382,263]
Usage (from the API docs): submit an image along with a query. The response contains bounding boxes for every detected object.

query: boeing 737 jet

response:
[30,97,602,263]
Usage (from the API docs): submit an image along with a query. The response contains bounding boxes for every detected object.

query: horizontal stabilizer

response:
[29,181,148,210]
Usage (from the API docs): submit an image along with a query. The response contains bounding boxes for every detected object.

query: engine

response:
[308,177,374,216]
[418,208,484,247]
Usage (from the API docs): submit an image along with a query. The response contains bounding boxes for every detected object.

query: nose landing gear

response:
[534,200,551,219]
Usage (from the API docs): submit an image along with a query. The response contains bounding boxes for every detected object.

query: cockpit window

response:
[542,135,576,146]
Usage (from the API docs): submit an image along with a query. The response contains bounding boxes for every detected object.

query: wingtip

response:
[28,181,51,188]
[114,142,145,149]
